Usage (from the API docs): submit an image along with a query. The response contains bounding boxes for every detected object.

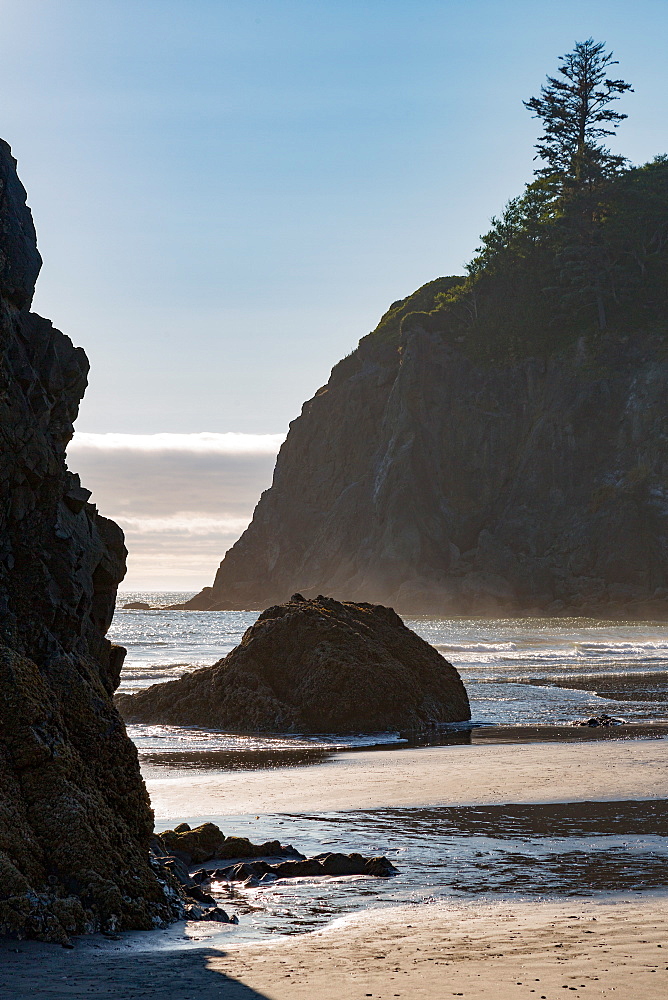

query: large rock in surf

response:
[116,594,470,731]
[0,139,176,943]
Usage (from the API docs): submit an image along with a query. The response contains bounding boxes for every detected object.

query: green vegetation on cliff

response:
[361,276,465,349]
[436,155,668,359]
[366,41,668,361]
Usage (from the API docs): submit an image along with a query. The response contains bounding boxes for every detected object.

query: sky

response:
[1,0,666,589]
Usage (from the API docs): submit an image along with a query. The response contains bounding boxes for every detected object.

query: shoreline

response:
[117,594,668,623]
[3,738,667,997]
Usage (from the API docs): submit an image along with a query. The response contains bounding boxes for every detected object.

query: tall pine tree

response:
[525,40,633,328]
[524,38,632,188]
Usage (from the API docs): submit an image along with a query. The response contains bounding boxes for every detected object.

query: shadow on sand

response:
[0,941,266,1000]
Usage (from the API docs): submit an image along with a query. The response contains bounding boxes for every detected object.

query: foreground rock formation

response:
[153,822,397,895]
[116,594,470,731]
[203,853,399,885]
[157,822,300,865]
[0,140,176,942]
[178,276,668,619]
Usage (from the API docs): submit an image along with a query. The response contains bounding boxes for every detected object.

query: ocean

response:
[110,594,668,945]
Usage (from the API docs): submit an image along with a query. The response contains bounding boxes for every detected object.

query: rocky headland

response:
[176,162,668,620]
[179,303,668,619]
[0,139,186,942]
[116,593,470,730]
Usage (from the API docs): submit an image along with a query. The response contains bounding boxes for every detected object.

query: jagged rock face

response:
[0,139,174,942]
[116,595,471,731]
[184,302,668,619]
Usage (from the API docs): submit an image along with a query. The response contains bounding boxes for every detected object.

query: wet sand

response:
[146,737,668,819]
[2,895,666,999]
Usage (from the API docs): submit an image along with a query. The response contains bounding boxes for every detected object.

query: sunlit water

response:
[110,592,668,943]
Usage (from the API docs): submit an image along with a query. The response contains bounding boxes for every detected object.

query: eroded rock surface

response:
[0,139,175,942]
[116,594,470,731]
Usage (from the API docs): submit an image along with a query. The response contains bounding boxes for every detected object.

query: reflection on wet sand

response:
[138,723,668,777]
[398,722,668,746]
[140,747,333,773]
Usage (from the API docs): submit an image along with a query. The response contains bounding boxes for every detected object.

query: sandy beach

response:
[2,736,666,999]
[146,737,668,820]
[2,894,666,999]
[209,895,668,1000]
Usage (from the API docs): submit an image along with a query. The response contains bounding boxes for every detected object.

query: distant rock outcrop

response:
[177,277,668,619]
[0,139,176,943]
[116,594,470,731]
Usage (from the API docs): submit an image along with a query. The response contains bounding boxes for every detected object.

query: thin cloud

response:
[117,514,251,536]
[70,431,286,455]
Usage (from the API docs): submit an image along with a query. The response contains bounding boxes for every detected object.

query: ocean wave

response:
[475,669,668,684]
[447,646,668,666]
[575,641,668,656]
[436,642,516,652]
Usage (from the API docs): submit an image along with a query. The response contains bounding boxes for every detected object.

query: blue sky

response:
[1,0,666,586]
[2,0,665,434]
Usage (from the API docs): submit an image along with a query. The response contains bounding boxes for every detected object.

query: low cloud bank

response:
[71,431,286,455]
[114,515,252,536]
[68,432,282,589]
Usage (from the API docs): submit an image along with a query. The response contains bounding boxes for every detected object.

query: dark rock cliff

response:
[0,139,175,942]
[117,594,470,731]
[184,279,668,619]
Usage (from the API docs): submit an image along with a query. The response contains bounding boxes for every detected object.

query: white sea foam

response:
[437,642,517,652]
[129,724,404,753]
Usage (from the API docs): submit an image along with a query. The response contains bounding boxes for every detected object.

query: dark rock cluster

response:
[116,594,470,731]
[149,830,238,924]
[151,822,397,907]
[0,139,175,943]
[178,286,668,620]
[207,853,399,886]
[575,714,624,728]
[155,822,301,866]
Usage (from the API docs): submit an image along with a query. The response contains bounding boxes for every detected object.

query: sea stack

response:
[116,594,471,731]
[0,139,175,942]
